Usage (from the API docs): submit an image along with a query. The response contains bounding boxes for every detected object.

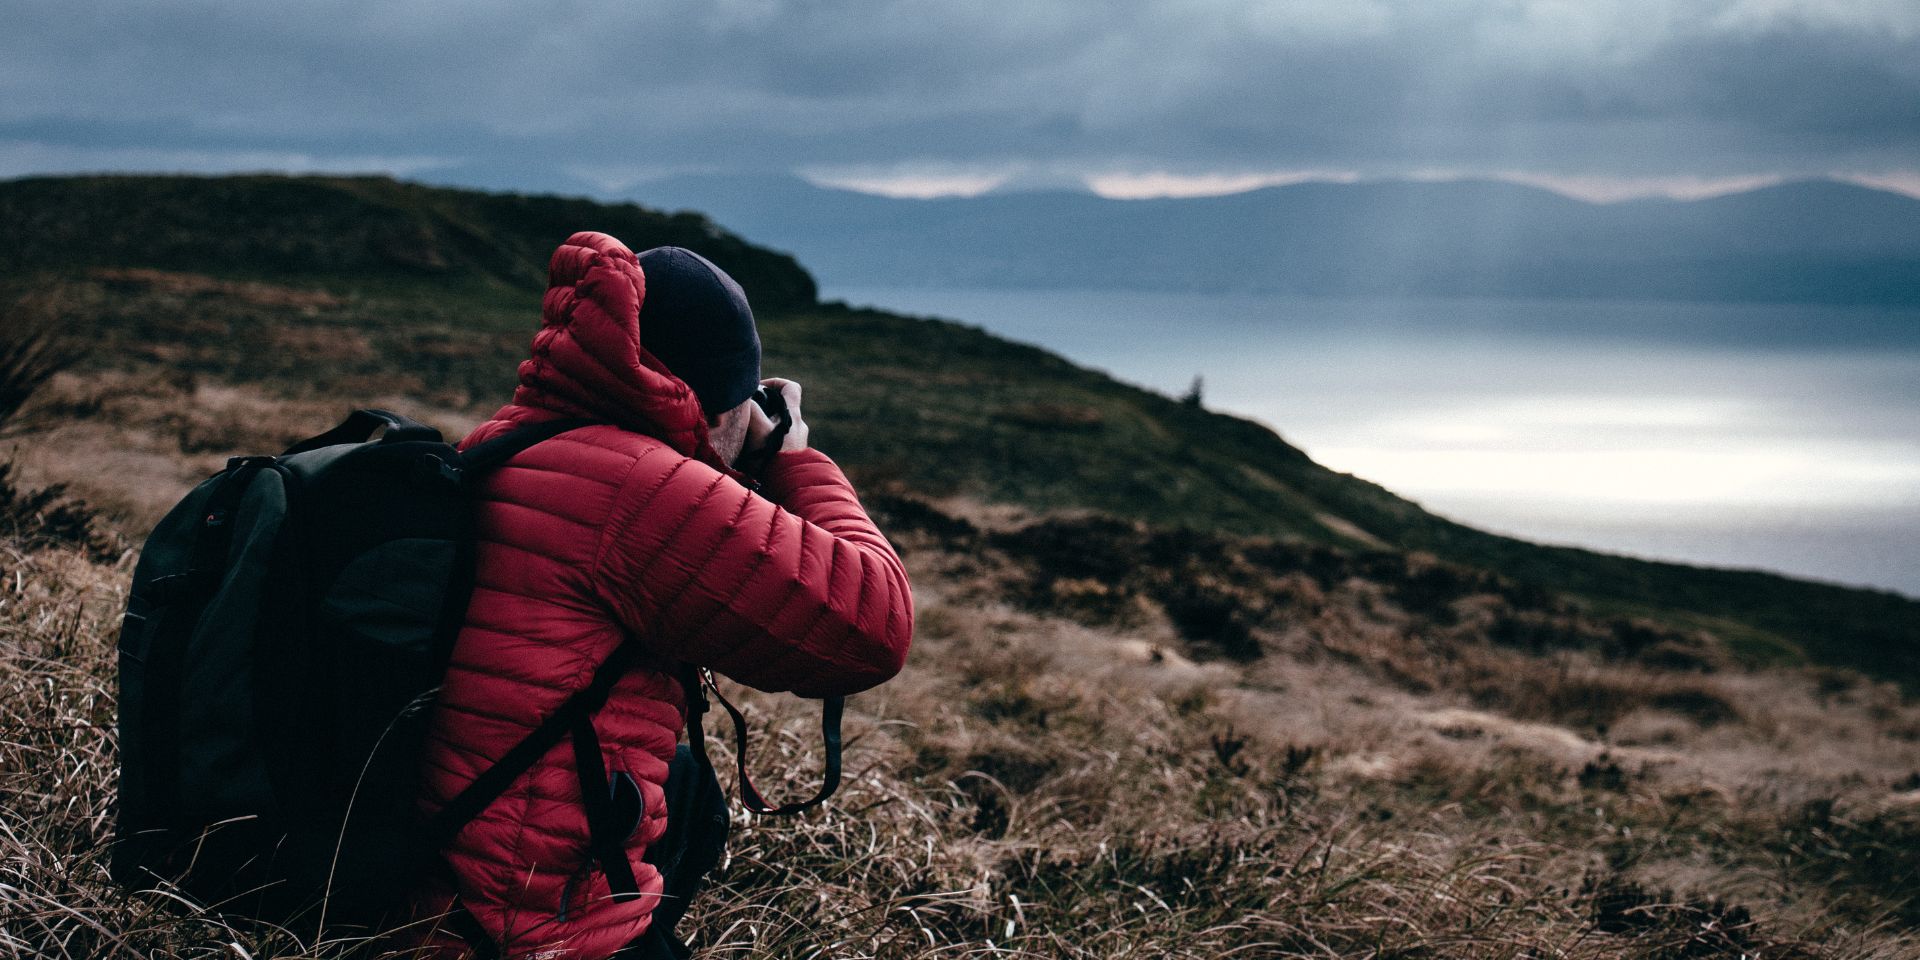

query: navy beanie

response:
[635,246,763,417]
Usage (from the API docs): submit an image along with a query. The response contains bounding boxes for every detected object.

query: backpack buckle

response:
[413,453,464,491]
[225,455,275,473]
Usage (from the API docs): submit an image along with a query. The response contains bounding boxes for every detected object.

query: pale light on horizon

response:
[793,165,1920,203]
[1306,394,1920,509]
[1477,171,1790,203]
[1314,443,1920,508]
[1084,169,1362,198]
[802,171,1009,198]
[1840,170,1920,200]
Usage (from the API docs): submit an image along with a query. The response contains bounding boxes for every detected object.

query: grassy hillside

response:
[1,173,1915,690]
[8,393,1920,959]
[3,174,1920,958]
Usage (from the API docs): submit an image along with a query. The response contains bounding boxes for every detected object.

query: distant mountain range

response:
[611,174,1920,305]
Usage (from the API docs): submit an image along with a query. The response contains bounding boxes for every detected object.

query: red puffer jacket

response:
[410,231,913,957]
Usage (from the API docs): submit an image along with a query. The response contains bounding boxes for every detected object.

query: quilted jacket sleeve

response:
[594,446,913,698]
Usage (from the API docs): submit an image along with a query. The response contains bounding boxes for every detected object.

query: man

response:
[410,232,914,957]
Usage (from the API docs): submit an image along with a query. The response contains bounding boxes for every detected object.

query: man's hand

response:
[746,377,810,454]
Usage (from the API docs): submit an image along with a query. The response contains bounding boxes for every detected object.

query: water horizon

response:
[827,285,1920,599]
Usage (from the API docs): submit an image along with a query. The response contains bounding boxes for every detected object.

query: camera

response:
[751,384,790,430]
[736,384,793,474]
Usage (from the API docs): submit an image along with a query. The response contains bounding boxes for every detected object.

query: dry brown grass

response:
[4,377,1920,958]
[7,371,480,533]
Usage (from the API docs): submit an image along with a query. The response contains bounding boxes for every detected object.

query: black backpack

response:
[114,409,593,924]
[114,408,845,949]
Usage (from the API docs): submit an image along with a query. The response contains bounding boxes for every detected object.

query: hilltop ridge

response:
[0,173,817,310]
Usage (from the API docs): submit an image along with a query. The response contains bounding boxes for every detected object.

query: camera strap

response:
[680,665,844,816]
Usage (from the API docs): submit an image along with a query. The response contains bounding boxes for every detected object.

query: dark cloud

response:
[2,0,1915,183]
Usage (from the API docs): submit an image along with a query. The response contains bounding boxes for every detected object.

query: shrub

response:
[0,289,86,433]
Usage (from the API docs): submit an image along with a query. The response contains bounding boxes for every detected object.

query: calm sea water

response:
[827,286,1920,598]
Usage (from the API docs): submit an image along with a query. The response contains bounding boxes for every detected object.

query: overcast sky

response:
[3,0,1916,200]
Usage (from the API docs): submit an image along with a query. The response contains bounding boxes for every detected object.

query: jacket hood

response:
[509,231,731,472]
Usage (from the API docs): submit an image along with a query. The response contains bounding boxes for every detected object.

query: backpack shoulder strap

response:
[426,635,645,846]
[459,418,596,473]
[282,408,439,455]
